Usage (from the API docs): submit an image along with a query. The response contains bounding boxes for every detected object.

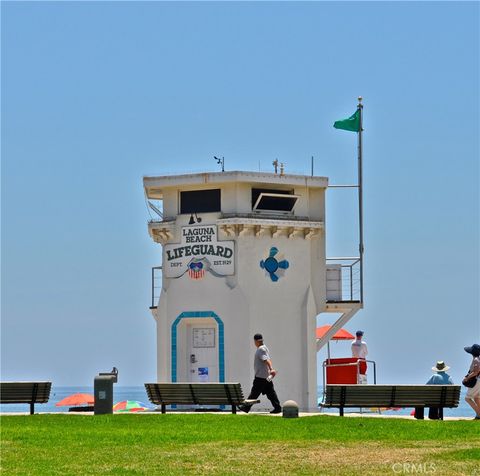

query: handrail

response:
[326,257,362,302]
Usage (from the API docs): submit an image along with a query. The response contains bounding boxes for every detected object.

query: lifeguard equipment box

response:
[144,171,361,411]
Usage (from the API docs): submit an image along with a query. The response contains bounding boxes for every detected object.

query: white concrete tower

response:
[144,171,360,411]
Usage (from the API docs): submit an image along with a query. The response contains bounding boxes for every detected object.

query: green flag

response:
[333,109,360,132]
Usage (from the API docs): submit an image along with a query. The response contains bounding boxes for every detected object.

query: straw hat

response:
[432,361,450,372]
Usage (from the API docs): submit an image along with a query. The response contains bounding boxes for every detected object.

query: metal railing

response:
[326,257,361,302]
[150,266,162,309]
[319,359,377,411]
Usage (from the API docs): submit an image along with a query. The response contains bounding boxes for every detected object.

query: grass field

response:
[1,414,479,475]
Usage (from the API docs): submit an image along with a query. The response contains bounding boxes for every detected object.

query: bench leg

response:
[161,404,166,414]
[232,405,237,414]
[30,402,34,415]
[439,407,444,420]
[340,406,344,417]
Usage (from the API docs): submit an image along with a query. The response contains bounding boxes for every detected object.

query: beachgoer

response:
[239,333,282,414]
[414,361,453,420]
[463,344,480,419]
[351,330,368,383]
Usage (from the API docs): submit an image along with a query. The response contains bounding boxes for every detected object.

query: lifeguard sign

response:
[164,225,235,278]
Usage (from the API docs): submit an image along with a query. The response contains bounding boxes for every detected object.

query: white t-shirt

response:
[351,339,368,359]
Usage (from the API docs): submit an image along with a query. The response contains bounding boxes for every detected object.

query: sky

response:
[2,1,479,388]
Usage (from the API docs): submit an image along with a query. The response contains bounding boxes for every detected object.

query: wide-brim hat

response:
[432,361,450,372]
[464,344,480,357]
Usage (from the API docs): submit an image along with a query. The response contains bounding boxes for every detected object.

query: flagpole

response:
[357,96,364,304]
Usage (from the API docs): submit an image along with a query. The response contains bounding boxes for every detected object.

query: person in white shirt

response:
[351,330,368,383]
[351,330,368,358]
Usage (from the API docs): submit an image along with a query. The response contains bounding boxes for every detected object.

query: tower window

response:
[252,188,299,213]
[180,189,221,214]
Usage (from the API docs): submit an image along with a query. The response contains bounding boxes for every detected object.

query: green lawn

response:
[1,414,479,475]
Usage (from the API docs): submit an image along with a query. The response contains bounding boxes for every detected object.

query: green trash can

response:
[94,367,118,415]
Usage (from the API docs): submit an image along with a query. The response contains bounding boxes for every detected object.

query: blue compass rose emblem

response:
[260,247,290,282]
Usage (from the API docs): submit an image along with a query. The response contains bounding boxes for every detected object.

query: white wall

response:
[150,177,326,410]
[153,226,326,410]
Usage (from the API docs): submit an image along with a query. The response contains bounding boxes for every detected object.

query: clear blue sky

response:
[2,2,479,387]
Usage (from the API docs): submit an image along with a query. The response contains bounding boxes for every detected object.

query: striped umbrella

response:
[113,400,150,412]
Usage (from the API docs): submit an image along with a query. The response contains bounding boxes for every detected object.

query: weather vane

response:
[214,156,224,172]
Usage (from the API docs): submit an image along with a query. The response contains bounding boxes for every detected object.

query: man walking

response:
[239,333,282,414]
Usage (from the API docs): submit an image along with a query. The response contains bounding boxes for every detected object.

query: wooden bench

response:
[145,382,259,414]
[0,382,52,415]
[322,384,461,419]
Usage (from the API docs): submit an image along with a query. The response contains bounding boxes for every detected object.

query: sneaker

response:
[270,408,282,414]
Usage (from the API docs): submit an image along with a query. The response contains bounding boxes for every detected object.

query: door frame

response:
[171,311,225,383]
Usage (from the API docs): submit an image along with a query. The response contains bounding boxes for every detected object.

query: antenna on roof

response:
[214,156,225,172]
[273,159,279,174]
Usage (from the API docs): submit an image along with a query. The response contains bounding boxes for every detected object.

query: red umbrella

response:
[316,325,354,340]
[56,393,94,407]
[316,325,355,359]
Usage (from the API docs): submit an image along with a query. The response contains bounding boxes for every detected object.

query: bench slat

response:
[323,385,461,417]
[0,382,52,413]
[145,383,249,412]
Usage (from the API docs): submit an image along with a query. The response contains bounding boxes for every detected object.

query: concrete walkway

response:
[1,410,475,420]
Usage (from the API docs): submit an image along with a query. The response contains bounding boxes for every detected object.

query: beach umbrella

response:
[316,325,355,359]
[113,400,150,412]
[56,393,94,407]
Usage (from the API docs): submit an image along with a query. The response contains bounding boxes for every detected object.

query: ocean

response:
[0,386,475,417]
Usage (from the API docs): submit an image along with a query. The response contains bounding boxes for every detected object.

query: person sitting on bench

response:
[414,361,453,420]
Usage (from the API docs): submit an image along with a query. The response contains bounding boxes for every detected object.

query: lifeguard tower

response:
[144,170,362,410]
